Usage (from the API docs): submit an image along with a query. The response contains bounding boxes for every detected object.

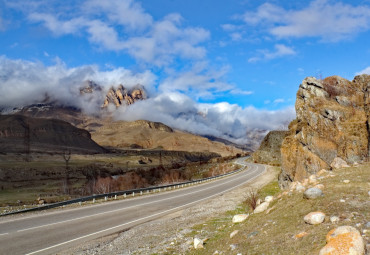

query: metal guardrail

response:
[1,160,248,216]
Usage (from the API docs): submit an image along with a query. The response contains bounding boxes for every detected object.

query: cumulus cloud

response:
[355,66,370,75]
[16,0,209,66]
[242,0,370,41]
[0,56,295,145]
[0,56,156,114]
[114,94,295,145]
[248,44,296,63]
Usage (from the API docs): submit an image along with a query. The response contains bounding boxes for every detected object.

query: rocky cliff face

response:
[279,75,370,189]
[102,84,146,108]
[253,130,289,165]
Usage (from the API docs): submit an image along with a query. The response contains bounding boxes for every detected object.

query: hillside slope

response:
[0,115,104,154]
[253,130,289,165]
[91,120,243,157]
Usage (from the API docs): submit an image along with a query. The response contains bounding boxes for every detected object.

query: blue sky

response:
[0,0,370,144]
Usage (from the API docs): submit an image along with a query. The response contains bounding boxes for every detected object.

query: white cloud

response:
[273,98,285,104]
[115,94,295,145]
[23,0,210,66]
[0,56,156,114]
[0,56,295,145]
[242,0,370,41]
[248,44,296,62]
[355,66,370,75]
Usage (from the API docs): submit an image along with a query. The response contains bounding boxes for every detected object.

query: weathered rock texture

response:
[102,84,146,108]
[279,75,370,188]
[0,115,105,154]
[253,130,289,165]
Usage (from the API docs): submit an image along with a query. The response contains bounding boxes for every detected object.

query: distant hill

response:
[91,120,244,157]
[0,115,105,154]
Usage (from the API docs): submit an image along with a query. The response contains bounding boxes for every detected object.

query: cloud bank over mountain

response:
[0,56,295,145]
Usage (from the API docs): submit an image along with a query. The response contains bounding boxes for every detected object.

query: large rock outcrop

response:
[279,75,369,189]
[253,130,289,165]
[102,84,146,108]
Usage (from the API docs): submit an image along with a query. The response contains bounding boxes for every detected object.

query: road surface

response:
[0,158,266,255]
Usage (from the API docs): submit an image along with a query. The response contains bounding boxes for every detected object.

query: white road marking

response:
[16,166,259,233]
[0,233,9,236]
[25,165,265,255]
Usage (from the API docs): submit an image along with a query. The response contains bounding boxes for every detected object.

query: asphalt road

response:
[0,158,266,255]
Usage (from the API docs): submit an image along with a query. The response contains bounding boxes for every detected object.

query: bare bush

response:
[244,188,259,211]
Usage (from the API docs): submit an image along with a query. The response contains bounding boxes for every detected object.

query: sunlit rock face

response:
[279,75,370,189]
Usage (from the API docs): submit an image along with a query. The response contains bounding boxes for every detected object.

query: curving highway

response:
[0,158,266,255]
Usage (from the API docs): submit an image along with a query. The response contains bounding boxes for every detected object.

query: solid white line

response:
[0,233,9,236]
[25,165,265,255]
[17,166,259,233]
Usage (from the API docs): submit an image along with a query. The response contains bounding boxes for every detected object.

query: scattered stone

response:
[194,238,204,249]
[296,183,306,192]
[317,169,328,176]
[230,244,238,251]
[294,231,308,239]
[230,230,239,239]
[309,174,318,184]
[265,196,274,202]
[254,202,270,213]
[330,157,350,169]
[319,226,365,255]
[248,231,259,237]
[232,214,249,223]
[314,184,325,190]
[265,205,276,214]
[304,211,326,225]
[340,199,346,203]
[303,187,323,199]
[330,216,340,223]
[343,179,350,183]
[365,222,370,228]
[213,251,220,255]
[256,198,262,206]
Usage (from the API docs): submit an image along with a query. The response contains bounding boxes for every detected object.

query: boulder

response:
[329,216,340,223]
[319,226,365,255]
[194,238,204,249]
[254,202,270,213]
[296,183,306,192]
[331,157,350,169]
[265,196,274,202]
[304,211,325,225]
[230,230,239,238]
[303,187,323,199]
[232,214,249,223]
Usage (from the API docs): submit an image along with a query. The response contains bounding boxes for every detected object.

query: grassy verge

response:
[180,163,369,255]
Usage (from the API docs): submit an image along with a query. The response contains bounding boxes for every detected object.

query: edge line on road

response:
[26,164,265,255]
[16,166,258,233]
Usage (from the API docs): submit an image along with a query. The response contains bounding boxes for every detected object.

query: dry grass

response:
[182,163,369,255]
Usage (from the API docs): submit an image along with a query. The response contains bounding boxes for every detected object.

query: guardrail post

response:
[132,192,135,197]
[105,196,107,201]
[140,191,143,195]
[93,198,95,203]
[124,193,126,198]
[114,195,117,200]
[79,201,82,206]
[147,190,149,194]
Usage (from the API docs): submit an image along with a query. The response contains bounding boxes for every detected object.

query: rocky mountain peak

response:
[279,74,369,189]
[102,84,146,108]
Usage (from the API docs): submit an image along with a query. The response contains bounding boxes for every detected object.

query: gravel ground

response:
[62,166,277,255]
